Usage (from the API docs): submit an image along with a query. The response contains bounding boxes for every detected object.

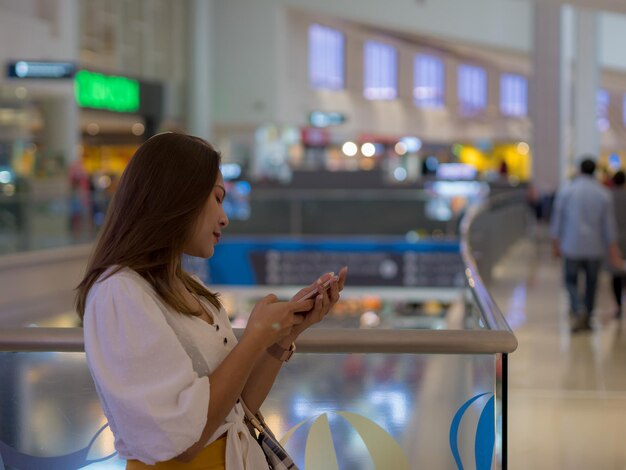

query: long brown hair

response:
[75,132,222,320]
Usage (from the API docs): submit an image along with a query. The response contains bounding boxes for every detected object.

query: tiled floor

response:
[489,234,626,470]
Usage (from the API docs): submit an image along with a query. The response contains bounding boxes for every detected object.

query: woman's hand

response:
[285,266,348,342]
[241,295,314,351]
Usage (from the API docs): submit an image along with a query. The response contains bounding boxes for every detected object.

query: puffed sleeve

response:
[83,272,210,464]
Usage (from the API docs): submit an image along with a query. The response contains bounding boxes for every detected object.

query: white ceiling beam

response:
[528,0,626,15]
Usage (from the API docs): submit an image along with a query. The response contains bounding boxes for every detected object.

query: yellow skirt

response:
[126,435,226,470]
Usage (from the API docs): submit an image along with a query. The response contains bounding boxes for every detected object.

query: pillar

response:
[40,94,79,165]
[530,2,569,195]
[572,8,600,162]
[187,0,213,140]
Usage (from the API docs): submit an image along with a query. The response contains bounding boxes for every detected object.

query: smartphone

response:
[296,275,338,302]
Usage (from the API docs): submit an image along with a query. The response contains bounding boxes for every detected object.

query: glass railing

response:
[221,187,465,237]
[0,183,493,255]
[0,192,523,469]
[0,190,109,255]
[0,345,504,469]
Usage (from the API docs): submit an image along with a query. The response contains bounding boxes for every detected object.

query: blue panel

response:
[206,237,460,286]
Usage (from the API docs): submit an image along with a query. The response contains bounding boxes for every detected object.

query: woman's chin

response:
[184,246,213,259]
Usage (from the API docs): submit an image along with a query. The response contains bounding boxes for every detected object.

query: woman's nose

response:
[220,212,229,227]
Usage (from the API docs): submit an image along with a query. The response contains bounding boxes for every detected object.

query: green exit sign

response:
[74,70,140,113]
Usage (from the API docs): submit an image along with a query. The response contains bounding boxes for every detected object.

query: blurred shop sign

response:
[7,60,76,79]
[358,133,401,145]
[436,163,477,180]
[308,110,346,128]
[221,163,242,180]
[301,127,330,147]
[74,70,140,113]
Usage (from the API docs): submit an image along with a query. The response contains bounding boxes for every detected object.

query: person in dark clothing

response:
[610,170,626,319]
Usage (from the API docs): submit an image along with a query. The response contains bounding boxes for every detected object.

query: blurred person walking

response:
[610,170,626,319]
[550,157,623,333]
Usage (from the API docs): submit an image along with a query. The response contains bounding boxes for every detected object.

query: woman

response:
[75,133,347,469]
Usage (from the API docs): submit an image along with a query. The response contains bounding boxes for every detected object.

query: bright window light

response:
[458,64,487,116]
[308,24,345,90]
[364,41,397,100]
[597,89,610,131]
[414,54,445,108]
[500,73,527,117]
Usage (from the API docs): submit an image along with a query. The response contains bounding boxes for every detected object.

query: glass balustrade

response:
[0,192,522,469]
[0,349,502,469]
[0,186,479,255]
[0,270,512,469]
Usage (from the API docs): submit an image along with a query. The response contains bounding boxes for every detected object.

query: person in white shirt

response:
[75,132,347,469]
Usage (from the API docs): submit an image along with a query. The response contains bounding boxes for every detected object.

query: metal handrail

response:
[459,191,524,334]
[0,193,520,355]
[0,327,517,354]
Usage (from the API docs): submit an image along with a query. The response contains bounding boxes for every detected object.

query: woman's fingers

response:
[288,299,314,314]
[328,277,340,303]
[327,266,346,310]
[291,272,334,302]
[337,266,348,290]
[250,298,312,343]
[316,287,331,320]
[262,293,279,304]
[284,268,348,333]
[292,286,314,302]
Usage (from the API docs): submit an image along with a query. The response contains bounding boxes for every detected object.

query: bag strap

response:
[240,399,264,430]
[240,399,278,439]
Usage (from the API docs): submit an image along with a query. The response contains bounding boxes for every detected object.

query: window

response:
[308,24,345,90]
[457,64,487,116]
[597,89,609,131]
[500,73,527,117]
[363,41,397,100]
[413,54,445,108]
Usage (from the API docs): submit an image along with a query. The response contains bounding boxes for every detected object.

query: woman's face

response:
[184,172,229,258]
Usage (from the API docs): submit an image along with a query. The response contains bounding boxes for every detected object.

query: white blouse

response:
[83,267,268,469]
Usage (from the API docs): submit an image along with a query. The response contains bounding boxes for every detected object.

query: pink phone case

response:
[297,276,337,302]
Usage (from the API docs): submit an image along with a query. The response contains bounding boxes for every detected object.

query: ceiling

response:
[522,0,626,15]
